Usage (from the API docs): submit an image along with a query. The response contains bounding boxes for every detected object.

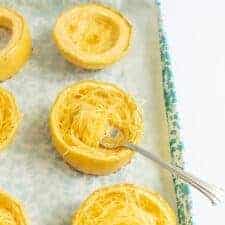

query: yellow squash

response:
[0,189,29,225]
[49,80,143,175]
[53,4,132,69]
[0,7,31,81]
[0,87,20,151]
[73,184,177,225]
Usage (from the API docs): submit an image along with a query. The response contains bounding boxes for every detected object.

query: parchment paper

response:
[0,0,176,224]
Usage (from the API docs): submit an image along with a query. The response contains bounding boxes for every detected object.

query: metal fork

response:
[100,128,224,205]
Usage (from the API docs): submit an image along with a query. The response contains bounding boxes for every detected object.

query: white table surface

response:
[162,0,225,224]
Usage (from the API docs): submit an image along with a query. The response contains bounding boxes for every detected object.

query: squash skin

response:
[72,184,177,225]
[0,87,20,151]
[0,189,29,225]
[0,7,32,81]
[53,3,132,70]
[49,80,143,175]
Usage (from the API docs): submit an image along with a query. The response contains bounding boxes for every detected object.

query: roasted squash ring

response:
[0,7,31,81]
[73,184,177,225]
[50,80,143,175]
[0,87,20,151]
[53,3,132,69]
[0,189,29,225]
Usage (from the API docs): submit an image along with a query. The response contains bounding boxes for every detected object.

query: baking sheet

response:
[0,0,177,224]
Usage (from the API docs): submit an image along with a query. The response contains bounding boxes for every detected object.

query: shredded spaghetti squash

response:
[50,80,143,175]
[0,7,31,81]
[0,189,29,225]
[53,3,132,69]
[73,184,177,225]
[0,87,20,151]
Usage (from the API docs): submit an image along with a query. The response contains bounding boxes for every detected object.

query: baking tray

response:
[0,0,193,224]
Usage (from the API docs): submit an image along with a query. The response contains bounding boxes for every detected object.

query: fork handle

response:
[126,143,224,205]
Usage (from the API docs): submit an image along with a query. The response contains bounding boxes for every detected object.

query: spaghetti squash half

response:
[50,80,143,175]
[0,7,31,81]
[53,3,132,69]
[0,189,29,225]
[0,87,20,151]
[73,184,177,225]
